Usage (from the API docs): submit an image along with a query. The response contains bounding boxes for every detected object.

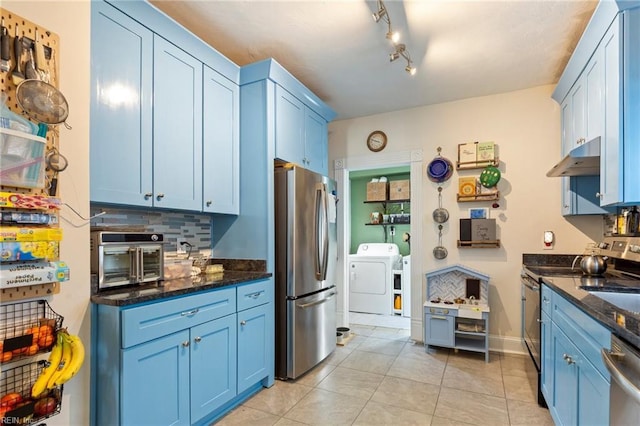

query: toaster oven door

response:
[99,244,163,289]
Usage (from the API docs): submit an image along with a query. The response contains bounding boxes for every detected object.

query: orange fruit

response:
[1,352,12,362]
[37,334,54,349]
[25,327,40,344]
[11,347,27,356]
[38,325,53,337]
[26,344,39,356]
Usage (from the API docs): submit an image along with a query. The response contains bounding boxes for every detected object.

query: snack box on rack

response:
[0,227,63,242]
[0,261,70,288]
[0,241,59,262]
[0,192,61,210]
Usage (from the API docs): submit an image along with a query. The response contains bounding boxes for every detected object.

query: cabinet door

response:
[275,86,305,166]
[121,330,190,426]
[577,359,609,426]
[424,313,454,348]
[190,314,237,423]
[153,35,203,211]
[601,17,622,206]
[585,49,604,142]
[304,108,328,175]
[550,324,578,426]
[540,310,553,404]
[570,78,586,149]
[237,303,273,394]
[560,98,573,216]
[203,66,239,214]
[90,2,153,206]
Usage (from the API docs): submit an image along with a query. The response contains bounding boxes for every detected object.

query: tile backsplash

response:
[90,206,212,252]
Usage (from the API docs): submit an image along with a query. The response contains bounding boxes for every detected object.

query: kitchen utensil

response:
[479,165,501,188]
[25,47,39,80]
[572,253,608,276]
[0,19,10,72]
[427,147,453,183]
[432,186,449,223]
[34,29,46,75]
[16,79,72,129]
[45,147,68,196]
[10,24,24,85]
[433,224,448,259]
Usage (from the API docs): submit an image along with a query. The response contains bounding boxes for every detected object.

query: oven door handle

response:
[601,348,640,404]
[522,280,539,292]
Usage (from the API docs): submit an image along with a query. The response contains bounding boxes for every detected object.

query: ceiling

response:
[150,0,598,121]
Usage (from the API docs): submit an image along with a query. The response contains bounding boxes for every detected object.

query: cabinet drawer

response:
[426,306,457,316]
[541,285,553,315]
[121,287,236,348]
[552,294,610,378]
[237,279,272,312]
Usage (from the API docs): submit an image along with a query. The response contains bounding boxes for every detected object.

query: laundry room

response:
[348,166,412,328]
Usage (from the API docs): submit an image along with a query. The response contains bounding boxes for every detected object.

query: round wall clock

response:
[366,130,387,152]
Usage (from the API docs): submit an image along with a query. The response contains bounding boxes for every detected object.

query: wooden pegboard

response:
[1,8,61,300]
[1,7,60,197]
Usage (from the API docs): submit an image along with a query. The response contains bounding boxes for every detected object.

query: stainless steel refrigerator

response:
[274,164,338,380]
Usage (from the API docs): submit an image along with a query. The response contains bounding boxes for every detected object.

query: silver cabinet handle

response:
[182,340,190,347]
[537,319,543,323]
[542,296,550,304]
[181,308,199,317]
[602,348,640,404]
[144,192,153,200]
[206,200,212,206]
[563,353,575,365]
[596,192,603,199]
[156,193,165,200]
[194,336,202,343]
[245,291,264,299]
[240,320,246,326]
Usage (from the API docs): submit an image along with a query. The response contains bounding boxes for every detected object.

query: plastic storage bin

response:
[0,128,46,189]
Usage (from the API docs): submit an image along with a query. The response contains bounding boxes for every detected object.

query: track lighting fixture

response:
[372,0,416,76]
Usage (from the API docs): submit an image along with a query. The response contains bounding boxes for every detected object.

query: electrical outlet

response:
[176,237,187,253]
[543,231,554,250]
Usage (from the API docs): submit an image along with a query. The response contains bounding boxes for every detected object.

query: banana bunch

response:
[31,329,85,398]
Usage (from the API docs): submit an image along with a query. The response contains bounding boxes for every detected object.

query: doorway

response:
[333,150,424,341]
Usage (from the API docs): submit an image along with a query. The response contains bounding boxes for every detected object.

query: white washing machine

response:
[349,243,402,315]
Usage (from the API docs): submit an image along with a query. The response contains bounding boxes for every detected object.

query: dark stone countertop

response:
[91,258,271,307]
[523,253,640,349]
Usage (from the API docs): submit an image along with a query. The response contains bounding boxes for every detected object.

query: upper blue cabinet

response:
[90,1,240,213]
[242,59,336,176]
[553,2,640,208]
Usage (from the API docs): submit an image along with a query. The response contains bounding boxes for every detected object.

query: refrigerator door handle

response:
[297,291,337,309]
[315,183,329,281]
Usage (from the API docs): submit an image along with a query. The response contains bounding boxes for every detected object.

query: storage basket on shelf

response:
[0,128,47,189]
[0,299,64,364]
[0,361,63,423]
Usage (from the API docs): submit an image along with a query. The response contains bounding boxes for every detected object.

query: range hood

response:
[546,136,600,177]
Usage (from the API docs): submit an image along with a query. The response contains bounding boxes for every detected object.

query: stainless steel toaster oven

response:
[90,231,164,291]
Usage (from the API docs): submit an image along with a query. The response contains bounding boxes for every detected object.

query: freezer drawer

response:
[285,289,336,379]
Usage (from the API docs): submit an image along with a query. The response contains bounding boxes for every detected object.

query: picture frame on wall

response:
[469,207,489,219]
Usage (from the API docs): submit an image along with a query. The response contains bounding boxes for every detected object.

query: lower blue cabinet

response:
[541,285,610,426]
[93,280,274,426]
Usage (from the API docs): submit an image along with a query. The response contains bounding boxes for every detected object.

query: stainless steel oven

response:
[521,270,545,406]
[90,231,165,291]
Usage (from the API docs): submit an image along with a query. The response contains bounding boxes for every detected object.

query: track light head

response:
[373,7,387,23]
[389,51,400,62]
[386,30,400,44]
[405,64,417,76]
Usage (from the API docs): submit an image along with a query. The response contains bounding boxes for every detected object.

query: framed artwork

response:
[469,207,488,219]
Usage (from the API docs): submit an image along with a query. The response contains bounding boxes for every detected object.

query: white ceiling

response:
[150,0,598,120]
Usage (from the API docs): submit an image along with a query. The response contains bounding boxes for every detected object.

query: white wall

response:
[329,85,604,352]
[4,1,91,425]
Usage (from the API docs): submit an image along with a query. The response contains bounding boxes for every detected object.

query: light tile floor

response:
[216,322,553,425]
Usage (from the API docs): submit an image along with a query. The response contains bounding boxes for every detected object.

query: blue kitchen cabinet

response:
[153,36,203,211]
[275,85,329,175]
[190,314,237,423]
[203,66,240,214]
[237,303,272,393]
[92,280,274,426]
[91,0,240,213]
[121,329,190,425]
[540,285,610,426]
[90,1,153,206]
